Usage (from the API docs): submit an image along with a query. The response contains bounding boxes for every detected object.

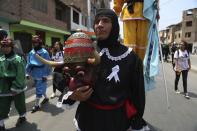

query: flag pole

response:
[159,34,170,109]
[156,0,170,109]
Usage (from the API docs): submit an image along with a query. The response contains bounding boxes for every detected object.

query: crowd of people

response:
[160,41,191,99]
[0,7,193,131]
[0,8,148,131]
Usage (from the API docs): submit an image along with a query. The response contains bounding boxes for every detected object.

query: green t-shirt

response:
[0,53,26,94]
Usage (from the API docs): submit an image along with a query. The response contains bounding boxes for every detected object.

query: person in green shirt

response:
[0,37,27,130]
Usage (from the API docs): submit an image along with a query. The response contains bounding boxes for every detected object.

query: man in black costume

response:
[68,9,146,131]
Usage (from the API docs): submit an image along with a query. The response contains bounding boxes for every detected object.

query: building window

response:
[55,0,68,22]
[185,32,191,38]
[178,33,180,38]
[32,0,48,13]
[56,7,63,21]
[186,21,192,27]
[73,10,79,24]
[168,36,170,40]
[186,10,193,16]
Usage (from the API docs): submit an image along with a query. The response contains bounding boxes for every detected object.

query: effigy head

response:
[36,32,100,66]
[63,32,100,64]
[62,32,100,91]
[36,32,100,91]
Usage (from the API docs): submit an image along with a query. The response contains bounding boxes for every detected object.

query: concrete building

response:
[182,8,197,53]
[88,0,111,29]
[166,24,176,45]
[174,22,182,44]
[159,8,197,53]
[159,29,168,44]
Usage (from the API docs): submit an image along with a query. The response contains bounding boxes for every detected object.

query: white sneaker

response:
[184,93,190,99]
[144,125,150,131]
[50,93,55,98]
[175,90,180,94]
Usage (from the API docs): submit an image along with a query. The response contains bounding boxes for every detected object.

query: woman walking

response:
[174,41,191,99]
[50,41,64,98]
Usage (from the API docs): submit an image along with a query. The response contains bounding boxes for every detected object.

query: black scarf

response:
[94,9,120,49]
[94,9,128,56]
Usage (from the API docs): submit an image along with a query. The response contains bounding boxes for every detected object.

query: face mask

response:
[62,63,97,91]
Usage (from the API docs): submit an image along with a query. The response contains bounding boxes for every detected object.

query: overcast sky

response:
[110,0,197,37]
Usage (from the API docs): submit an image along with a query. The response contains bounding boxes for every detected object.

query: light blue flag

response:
[143,0,160,91]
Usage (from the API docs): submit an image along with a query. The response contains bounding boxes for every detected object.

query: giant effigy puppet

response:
[114,0,160,91]
[114,0,149,60]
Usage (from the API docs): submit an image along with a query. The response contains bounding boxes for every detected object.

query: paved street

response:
[6,80,76,131]
[4,59,197,131]
[144,62,197,131]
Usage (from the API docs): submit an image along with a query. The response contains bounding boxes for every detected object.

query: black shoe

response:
[31,105,40,113]
[0,125,5,131]
[16,117,26,127]
[41,98,49,105]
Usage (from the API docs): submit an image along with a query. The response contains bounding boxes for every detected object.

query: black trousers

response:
[53,67,62,93]
[175,70,188,93]
[0,92,26,120]
[171,54,175,65]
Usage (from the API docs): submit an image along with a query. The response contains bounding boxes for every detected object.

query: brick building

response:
[0,0,111,54]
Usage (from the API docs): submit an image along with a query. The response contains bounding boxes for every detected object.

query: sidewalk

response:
[191,65,197,72]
